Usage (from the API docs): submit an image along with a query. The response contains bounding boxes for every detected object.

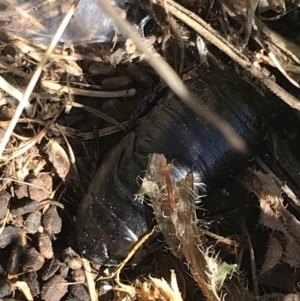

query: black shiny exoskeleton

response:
[76,64,268,266]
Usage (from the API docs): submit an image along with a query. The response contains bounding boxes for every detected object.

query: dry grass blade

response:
[96,0,247,154]
[82,258,98,301]
[0,0,81,158]
[149,272,184,301]
[14,280,34,301]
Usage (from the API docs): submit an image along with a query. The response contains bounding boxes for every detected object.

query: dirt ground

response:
[1,1,300,301]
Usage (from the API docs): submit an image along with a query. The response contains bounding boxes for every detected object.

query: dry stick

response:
[161,0,300,111]
[251,22,300,88]
[254,17,300,65]
[29,51,104,62]
[41,79,136,98]
[259,54,300,75]
[96,0,247,154]
[0,0,81,158]
[82,258,98,301]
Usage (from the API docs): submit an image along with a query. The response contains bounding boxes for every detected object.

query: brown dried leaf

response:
[15,184,29,200]
[259,236,283,275]
[241,170,300,267]
[45,140,70,180]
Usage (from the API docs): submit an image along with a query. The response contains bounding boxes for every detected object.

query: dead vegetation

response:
[1,0,300,300]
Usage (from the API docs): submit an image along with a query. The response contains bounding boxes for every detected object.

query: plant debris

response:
[1,0,300,300]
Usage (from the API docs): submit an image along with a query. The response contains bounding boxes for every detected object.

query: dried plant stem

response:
[41,80,136,98]
[82,258,98,301]
[140,155,221,301]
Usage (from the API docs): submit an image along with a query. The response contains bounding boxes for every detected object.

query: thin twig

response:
[82,258,98,301]
[41,79,136,98]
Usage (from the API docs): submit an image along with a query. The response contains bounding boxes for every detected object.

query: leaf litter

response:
[1,0,300,300]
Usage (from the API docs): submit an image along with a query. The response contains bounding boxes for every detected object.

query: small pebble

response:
[63,247,82,270]
[41,275,68,301]
[0,190,10,219]
[22,247,45,271]
[38,233,54,259]
[42,206,62,235]
[70,284,90,301]
[10,198,38,216]
[24,211,42,233]
[0,277,12,298]
[28,174,52,202]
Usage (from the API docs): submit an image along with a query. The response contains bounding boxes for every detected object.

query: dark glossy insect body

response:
[76,65,268,266]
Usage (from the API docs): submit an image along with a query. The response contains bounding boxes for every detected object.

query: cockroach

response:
[76,64,268,266]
